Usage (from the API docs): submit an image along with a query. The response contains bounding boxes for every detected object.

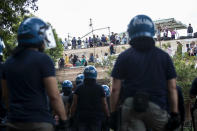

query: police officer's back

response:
[71,66,109,131]
[1,17,68,131]
[110,15,180,131]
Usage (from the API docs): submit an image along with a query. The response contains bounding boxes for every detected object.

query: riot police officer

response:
[2,17,68,131]
[101,85,111,131]
[75,74,84,87]
[61,80,73,112]
[71,65,110,131]
[110,15,180,131]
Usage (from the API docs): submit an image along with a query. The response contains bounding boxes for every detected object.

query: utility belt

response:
[121,92,150,113]
[132,92,150,113]
[120,91,168,112]
[113,92,153,131]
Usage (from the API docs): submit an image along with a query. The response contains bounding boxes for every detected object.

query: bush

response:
[173,53,197,100]
[162,42,171,50]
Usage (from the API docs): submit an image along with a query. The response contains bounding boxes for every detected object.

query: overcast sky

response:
[33,0,197,40]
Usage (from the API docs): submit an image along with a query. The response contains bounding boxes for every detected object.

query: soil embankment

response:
[56,38,197,83]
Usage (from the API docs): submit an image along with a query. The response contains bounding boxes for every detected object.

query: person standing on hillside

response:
[121,33,127,44]
[156,25,161,41]
[170,29,176,40]
[163,26,168,39]
[110,32,116,44]
[84,38,89,48]
[89,37,93,48]
[101,34,107,46]
[72,37,77,49]
[176,41,183,56]
[81,55,87,66]
[77,37,82,49]
[64,38,68,50]
[64,53,70,65]
[187,23,193,37]
[109,43,115,55]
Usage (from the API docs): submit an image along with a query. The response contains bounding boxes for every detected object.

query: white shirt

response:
[64,40,68,47]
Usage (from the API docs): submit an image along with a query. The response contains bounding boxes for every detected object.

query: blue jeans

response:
[78,121,102,131]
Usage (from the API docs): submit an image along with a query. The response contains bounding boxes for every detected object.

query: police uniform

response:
[75,83,105,131]
[2,17,59,131]
[101,85,110,131]
[111,15,177,131]
[3,50,55,130]
[61,80,73,106]
[71,66,108,131]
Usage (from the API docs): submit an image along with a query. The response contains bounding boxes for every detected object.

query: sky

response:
[33,0,197,40]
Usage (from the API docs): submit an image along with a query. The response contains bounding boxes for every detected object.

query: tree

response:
[0,0,38,36]
[173,53,197,100]
[0,0,38,60]
[1,12,64,63]
[2,14,34,60]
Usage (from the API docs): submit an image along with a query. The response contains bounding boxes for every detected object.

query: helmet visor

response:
[44,25,56,49]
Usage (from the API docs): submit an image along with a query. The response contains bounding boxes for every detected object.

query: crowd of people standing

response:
[63,32,128,50]
[156,23,195,41]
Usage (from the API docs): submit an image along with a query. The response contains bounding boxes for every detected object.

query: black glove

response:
[109,111,118,130]
[56,119,69,130]
[166,112,181,131]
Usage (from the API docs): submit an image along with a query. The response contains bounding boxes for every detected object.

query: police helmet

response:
[102,85,110,97]
[17,17,56,49]
[62,80,73,90]
[76,74,84,86]
[83,65,97,79]
[127,15,155,42]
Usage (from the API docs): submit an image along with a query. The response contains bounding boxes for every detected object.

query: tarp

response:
[154,18,187,30]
